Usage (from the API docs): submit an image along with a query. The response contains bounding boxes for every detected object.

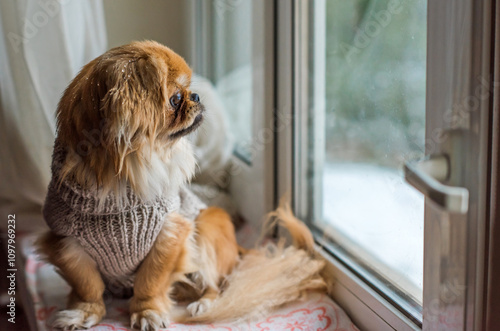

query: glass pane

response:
[309,0,427,310]
[209,0,253,162]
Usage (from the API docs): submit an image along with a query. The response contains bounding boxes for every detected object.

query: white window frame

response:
[276,1,420,329]
[276,0,496,330]
[423,1,492,330]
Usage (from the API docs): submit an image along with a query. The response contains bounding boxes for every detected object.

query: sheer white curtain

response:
[0,0,107,232]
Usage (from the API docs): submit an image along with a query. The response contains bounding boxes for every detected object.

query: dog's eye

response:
[170,92,182,109]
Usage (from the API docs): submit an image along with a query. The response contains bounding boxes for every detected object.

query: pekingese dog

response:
[37,41,326,331]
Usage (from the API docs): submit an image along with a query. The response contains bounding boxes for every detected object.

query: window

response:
[290,0,493,329]
[303,0,427,320]
[195,0,497,329]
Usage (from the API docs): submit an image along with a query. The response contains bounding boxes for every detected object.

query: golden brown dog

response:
[37,41,326,331]
[37,41,239,330]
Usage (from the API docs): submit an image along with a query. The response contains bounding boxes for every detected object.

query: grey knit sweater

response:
[42,144,205,296]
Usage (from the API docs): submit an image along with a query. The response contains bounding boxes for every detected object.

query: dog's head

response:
[57,41,202,195]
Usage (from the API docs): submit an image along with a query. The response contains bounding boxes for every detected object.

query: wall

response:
[102,0,194,65]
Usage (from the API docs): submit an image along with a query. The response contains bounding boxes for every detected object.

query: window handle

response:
[404,155,469,214]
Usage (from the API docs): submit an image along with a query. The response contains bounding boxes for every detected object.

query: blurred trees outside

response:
[323,0,427,168]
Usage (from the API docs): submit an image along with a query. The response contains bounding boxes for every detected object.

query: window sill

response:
[315,240,421,331]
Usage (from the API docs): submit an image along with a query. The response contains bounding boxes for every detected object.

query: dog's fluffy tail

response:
[266,199,316,253]
[177,201,325,324]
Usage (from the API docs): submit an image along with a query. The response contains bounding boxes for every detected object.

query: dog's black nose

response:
[190,93,200,103]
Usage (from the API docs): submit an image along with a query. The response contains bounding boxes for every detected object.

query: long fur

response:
[266,198,316,253]
[192,207,239,291]
[177,202,327,324]
[56,40,198,203]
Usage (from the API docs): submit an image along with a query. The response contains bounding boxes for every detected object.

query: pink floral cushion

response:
[21,234,359,331]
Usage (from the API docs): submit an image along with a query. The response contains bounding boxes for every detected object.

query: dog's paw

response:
[51,309,101,330]
[130,309,170,331]
[187,298,213,317]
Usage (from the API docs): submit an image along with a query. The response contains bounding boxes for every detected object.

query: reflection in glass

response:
[209,0,253,162]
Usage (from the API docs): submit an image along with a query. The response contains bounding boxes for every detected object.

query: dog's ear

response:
[56,48,168,182]
[97,53,167,174]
